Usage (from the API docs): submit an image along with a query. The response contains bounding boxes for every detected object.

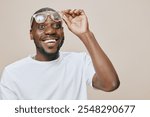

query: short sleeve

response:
[0,68,18,100]
[82,53,95,87]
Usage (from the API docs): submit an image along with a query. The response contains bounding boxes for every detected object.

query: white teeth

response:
[44,40,56,43]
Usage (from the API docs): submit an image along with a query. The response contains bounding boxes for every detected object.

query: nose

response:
[44,26,56,35]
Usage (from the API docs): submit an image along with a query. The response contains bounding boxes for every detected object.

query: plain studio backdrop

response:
[0,0,150,99]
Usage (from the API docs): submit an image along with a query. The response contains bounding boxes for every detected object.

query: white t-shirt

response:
[0,52,95,100]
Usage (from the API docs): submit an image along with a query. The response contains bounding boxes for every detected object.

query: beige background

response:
[0,0,150,99]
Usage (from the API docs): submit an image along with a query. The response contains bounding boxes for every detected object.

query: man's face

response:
[30,16,64,55]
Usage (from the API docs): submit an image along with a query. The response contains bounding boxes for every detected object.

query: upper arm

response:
[0,83,18,100]
[0,69,18,100]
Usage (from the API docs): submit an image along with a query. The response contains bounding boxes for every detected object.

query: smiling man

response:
[0,7,120,100]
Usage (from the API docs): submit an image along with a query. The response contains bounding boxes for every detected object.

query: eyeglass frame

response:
[30,11,62,28]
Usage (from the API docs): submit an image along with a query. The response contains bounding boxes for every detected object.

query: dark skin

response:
[30,9,120,91]
[30,16,64,61]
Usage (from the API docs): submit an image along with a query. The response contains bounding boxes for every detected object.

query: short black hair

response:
[33,7,56,14]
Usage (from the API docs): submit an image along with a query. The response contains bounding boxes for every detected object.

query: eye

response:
[38,24,45,30]
[52,23,62,29]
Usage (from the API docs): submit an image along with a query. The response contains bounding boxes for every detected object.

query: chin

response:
[36,44,61,56]
[44,48,59,55]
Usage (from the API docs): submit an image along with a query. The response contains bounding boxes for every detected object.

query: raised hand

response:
[62,9,89,37]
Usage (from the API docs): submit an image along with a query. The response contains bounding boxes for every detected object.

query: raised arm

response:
[62,9,120,91]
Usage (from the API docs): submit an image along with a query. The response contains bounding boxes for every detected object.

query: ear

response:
[30,29,33,40]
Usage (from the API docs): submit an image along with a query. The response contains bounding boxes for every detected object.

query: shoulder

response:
[4,56,31,72]
[60,51,87,59]
[60,51,90,66]
[1,56,31,80]
[60,51,89,62]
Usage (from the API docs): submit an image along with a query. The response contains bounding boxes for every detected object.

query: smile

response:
[44,39,57,43]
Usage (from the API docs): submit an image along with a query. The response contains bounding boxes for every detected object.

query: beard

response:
[34,36,64,60]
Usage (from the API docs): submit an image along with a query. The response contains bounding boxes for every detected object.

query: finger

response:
[69,9,76,14]
[62,13,71,26]
[63,11,74,21]
[74,9,82,15]
[62,9,71,14]
[62,10,73,18]
[70,9,81,17]
[63,9,76,18]
[80,9,85,15]
[72,14,75,18]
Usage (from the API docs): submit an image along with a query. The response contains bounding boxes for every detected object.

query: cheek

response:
[58,30,64,37]
[33,30,44,39]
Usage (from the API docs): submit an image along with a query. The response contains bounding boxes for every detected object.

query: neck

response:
[35,52,59,61]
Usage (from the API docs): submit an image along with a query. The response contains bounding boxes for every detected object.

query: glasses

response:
[30,11,62,27]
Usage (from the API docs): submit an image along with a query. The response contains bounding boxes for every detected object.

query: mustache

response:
[46,34,59,38]
[41,35,60,41]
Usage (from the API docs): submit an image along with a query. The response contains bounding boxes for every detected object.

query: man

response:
[0,7,120,99]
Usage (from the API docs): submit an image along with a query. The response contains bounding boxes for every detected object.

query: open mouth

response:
[42,36,60,43]
[42,38,60,48]
[44,39,57,43]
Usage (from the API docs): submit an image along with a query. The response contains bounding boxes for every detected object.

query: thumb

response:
[62,13,71,27]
